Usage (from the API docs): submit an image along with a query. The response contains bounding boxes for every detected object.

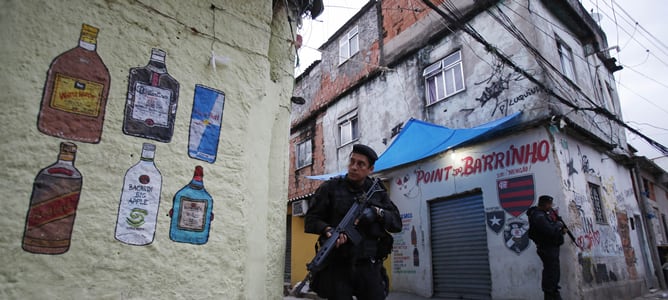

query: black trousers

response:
[313,259,385,300]
[537,246,561,300]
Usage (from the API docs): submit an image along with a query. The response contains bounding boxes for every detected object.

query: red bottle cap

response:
[194,166,204,181]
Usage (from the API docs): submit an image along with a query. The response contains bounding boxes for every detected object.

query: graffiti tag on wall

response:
[474,59,543,117]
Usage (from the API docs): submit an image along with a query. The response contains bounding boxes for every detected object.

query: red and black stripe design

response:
[497,174,535,217]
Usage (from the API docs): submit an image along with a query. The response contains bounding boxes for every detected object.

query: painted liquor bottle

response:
[37,24,110,143]
[115,143,162,245]
[123,48,180,143]
[23,142,83,254]
[169,166,214,244]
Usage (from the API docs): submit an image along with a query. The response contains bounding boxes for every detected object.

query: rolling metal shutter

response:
[429,193,491,299]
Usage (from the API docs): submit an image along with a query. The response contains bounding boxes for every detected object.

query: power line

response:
[585,0,668,67]
[627,121,668,132]
[504,0,668,121]
[620,63,668,90]
[610,0,668,54]
[616,81,668,116]
[420,0,668,155]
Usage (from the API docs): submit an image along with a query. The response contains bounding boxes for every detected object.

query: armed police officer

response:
[305,144,402,300]
[527,195,567,300]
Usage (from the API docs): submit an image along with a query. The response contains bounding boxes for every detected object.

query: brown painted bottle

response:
[37,24,110,144]
[23,142,83,254]
[123,48,180,143]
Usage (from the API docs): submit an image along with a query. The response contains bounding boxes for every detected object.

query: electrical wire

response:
[499,1,668,140]
[585,0,668,68]
[616,81,668,116]
[420,0,668,155]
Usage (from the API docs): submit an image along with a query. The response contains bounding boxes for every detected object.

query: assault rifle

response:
[552,209,582,249]
[293,178,385,297]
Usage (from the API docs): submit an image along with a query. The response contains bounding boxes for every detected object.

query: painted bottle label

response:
[131,82,172,127]
[177,197,207,231]
[50,73,104,117]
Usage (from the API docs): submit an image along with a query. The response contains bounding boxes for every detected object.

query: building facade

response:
[288,0,663,299]
[0,0,321,298]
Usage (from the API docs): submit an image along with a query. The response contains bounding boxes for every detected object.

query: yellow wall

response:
[0,0,295,298]
[291,215,318,286]
[290,216,394,289]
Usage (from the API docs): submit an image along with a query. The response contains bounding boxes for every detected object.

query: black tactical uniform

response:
[527,204,565,300]
[305,176,402,300]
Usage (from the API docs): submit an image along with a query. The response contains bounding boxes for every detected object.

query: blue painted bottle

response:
[169,166,213,244]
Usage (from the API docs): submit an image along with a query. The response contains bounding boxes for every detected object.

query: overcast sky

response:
[295,1,668,159]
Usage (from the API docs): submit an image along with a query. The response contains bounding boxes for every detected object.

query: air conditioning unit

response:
[292,199,309,217]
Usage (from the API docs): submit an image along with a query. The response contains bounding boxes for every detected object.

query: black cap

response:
[352,144,378,166]
[538,195,553,206]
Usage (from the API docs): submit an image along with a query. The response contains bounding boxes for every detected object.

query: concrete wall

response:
[0,0,295,298]
[553,131,645,298]
[529,0,627,150]
[378,126,644,299]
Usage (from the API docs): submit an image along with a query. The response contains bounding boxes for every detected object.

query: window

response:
[423,50,465,105]
[339,26,359,65]
[296,139,312,169]
[642,178,656,200]
[557,39,576,81]
[339,113,359,146]
[589,182,606,223]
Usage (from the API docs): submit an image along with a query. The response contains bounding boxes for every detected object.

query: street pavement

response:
[283,289,668,299]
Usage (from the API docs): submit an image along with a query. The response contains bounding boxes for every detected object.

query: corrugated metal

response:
[429,193,491,300]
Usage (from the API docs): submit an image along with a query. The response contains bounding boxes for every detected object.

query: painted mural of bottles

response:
[37,24,110,144]
[123,48,180,143]
[169,166,213,244]
[411,225,419,266]
[22,142,83,254]
[115,143,162,245]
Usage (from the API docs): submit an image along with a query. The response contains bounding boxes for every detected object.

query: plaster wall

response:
[0,0,294,299]
[551,129,644,298]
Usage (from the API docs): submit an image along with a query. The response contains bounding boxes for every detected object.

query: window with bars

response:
[423,50,465,105]
[589,182,606,224]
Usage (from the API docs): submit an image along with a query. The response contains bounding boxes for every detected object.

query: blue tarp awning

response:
[306,112,522,180]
